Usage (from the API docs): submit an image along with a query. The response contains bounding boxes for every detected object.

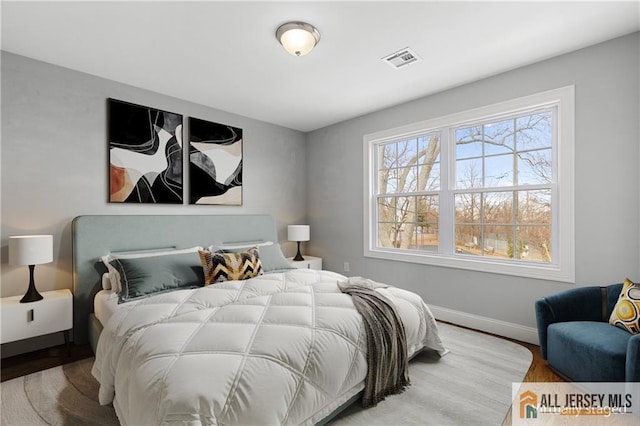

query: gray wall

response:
[306,33,640,338]
[1,33,639,354]
[1,52,307,354]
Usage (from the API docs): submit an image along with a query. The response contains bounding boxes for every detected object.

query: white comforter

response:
[92,269,445,425]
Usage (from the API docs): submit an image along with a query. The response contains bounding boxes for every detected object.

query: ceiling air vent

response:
[382,47,420,69]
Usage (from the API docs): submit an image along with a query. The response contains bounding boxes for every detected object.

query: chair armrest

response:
[535,299,553,359]
[535,286,604,359]
[626,334,640,382]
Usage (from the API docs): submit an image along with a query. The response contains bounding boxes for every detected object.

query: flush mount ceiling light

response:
[276,21,320,57]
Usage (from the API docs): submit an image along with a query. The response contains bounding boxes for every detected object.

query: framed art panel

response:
[108,99,183,203]
[189,117,243,205]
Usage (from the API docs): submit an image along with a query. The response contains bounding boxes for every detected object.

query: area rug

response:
[0,322,532,425]
[330,322,532,425]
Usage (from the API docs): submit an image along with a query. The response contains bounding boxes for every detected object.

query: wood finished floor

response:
[1,326,563,384]
[516,340,564,383]
[1,343,94,382]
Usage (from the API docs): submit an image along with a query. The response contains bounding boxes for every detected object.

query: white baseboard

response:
[428,304,539,345]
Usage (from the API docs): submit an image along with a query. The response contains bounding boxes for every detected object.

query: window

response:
[364,87,574,282]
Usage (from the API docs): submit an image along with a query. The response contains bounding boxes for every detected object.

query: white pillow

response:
[208,241,273,251]
[207,241,293,272]
[101,246,203,294]
[101,273,112,290]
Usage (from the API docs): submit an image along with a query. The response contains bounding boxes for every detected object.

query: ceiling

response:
[2,1,639,132]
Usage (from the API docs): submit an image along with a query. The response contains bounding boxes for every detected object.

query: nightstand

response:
[287,256,322,270]
[1,289,73,354]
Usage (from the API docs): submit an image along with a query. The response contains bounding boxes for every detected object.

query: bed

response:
[72,214,445,425]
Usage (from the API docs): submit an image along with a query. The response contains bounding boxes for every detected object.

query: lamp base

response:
[20,265,44,303]
[293,241,305,261]
[20,287,43,303]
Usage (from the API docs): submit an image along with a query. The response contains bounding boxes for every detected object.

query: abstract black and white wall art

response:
[189,117,243,205]
[108,99,183,203]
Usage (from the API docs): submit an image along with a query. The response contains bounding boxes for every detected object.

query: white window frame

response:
[363,86,575,282]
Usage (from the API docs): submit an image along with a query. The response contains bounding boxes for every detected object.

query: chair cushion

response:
[547,321,631,382]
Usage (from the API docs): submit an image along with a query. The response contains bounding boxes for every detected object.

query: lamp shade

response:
[276,22,320,56]
[9,235,53,266]
[288,225,310,242]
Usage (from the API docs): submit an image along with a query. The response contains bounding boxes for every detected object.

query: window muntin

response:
[364,86,574,282]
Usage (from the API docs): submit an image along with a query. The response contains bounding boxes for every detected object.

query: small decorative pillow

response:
[199,247,264,285]
[609,278,640,334]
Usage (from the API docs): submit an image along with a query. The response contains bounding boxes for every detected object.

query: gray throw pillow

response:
[110,251,204,303]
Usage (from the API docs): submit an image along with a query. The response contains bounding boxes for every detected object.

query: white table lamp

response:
[288,225,310,261]
[9,235,53,303]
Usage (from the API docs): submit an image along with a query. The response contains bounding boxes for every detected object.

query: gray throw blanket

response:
[338,277,410,408]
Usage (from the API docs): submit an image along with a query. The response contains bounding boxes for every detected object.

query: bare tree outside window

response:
[366,86,573,281]
[453,110,553,262]
[375,108,554,264]
[376,134,440,251]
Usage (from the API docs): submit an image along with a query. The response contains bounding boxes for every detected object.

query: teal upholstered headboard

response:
[72,214,285,344]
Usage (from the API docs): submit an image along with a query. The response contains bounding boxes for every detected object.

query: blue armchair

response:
[535,283,640,382]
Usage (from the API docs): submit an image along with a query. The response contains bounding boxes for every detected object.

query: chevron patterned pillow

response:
[199,247,264,285]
